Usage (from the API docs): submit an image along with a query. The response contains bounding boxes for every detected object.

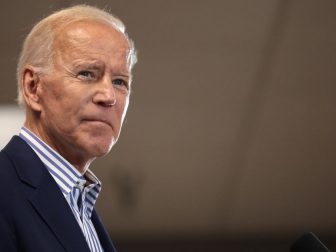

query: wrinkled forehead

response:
[53,20,131,64]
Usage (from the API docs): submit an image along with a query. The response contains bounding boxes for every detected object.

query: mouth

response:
[82,118,112,128]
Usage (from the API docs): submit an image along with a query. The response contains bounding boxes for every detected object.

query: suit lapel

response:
[92,209,116,252]
[3,137,90,252]
[29,174,91,252]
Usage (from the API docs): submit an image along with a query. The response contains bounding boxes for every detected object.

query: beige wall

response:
[1,0,336,239]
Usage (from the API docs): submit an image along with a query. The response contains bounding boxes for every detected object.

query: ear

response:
[21,67,43,112]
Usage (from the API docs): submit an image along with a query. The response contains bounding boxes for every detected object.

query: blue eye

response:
[112,79,124,85]
[78,71,95,80]
[112,79,129,90]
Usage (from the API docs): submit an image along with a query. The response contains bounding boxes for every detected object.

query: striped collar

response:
[19,127,101,217]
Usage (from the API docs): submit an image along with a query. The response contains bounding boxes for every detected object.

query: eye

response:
[112,79,128,89]
[78,71,95,80]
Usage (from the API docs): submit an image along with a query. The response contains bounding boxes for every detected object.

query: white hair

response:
[17,4,137,106]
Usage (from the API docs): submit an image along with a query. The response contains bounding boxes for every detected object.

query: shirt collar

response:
[19,127,101,197]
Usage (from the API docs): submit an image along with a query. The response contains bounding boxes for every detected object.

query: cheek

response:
[43,107,75,136]
[43,88,86,121]
[41,95,81,133]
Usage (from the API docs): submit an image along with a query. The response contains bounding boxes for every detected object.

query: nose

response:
[92,79,117,107]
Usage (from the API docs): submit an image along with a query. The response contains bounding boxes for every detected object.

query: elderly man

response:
[0,5,136,252]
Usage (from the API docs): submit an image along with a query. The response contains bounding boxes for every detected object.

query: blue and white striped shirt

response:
[20,127,104,252]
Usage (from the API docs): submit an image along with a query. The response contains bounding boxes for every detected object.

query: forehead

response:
[54,20,130,65]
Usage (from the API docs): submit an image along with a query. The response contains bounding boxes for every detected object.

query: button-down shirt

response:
[19,127,104,252]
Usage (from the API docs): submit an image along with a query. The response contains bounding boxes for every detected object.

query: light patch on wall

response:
[0,105,24,148]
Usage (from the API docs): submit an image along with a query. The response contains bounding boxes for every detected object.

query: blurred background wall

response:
[1,0,335,251]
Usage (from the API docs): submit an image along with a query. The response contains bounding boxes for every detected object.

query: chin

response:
[88,137,117,158]
[76,127,119,157]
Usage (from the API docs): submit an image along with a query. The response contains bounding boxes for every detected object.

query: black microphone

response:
[290,232,330,252]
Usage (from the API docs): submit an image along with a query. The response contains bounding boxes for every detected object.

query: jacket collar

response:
[3,136,91,252]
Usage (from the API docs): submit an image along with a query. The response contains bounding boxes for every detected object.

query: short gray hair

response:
[17,5,137,106]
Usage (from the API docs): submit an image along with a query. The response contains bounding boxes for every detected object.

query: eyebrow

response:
[71,59,105,70]
[70,59,131,78]
[115,73,130,78]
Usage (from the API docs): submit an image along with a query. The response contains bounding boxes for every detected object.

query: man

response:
[0,5,137,252]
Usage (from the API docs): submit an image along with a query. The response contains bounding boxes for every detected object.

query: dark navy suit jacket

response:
[0,136,116,251]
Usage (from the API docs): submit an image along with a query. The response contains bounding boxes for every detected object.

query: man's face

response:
[35,21,131,169]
